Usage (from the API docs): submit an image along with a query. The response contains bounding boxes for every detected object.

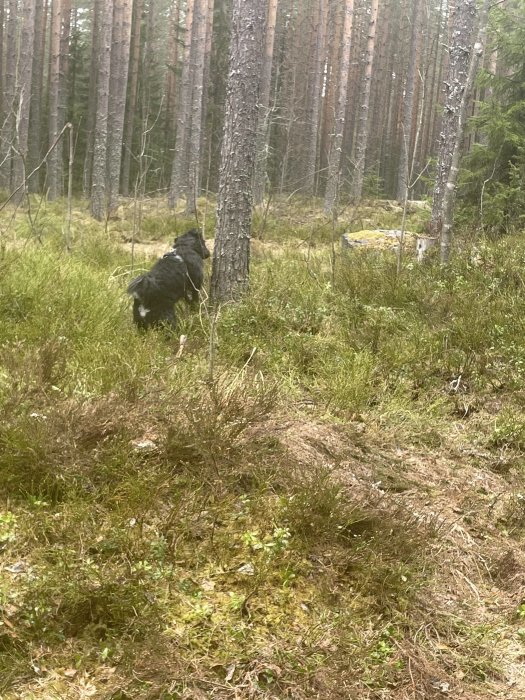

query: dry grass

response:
[1,196,525,699]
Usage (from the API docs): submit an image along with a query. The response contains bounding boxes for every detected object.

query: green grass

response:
[0,197,524,698]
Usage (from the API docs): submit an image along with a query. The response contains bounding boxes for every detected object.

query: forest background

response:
[2,2,525,700]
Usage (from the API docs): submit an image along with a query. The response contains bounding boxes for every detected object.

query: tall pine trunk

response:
[90,0,114,220]
[323,0,354,215]
[107,0,132,212]
[253,0,278,205]
[349,0,379,203]
[28,0,48,192]
[0,0,19,191]
[83,0,101,197]
[168,0,195,208]
[396,0,422,202]
[210,0,265,304]
[121,0,143,197]
[185,0,208,215]
[303,0,327,196]
[12,0,36,202]
[47,0,63,200]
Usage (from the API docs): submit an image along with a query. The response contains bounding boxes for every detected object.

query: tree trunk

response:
[163,0,180,171]
[396,0,422,202]
[12,0,37,202]
[198,0,216,194]
[0,0,19,191]
[253,0,278,205]
[168,0,195,208]
[28,0,48,192]
[185,0,208,215]
[210,0,265,304]
[438,0,490,263]
[430,0,477,236]
[90,0,114,220]
[121,0,143,197]
[323,0,354,215]
[419,0,446,172]
[320,0,343,190]
[83,0,101,197]
[47,0,63,200]
[107,0,132,212]
[430,0,477,238]
[0,0,5,123]
[349,0,379,203]
[303,0,327,196]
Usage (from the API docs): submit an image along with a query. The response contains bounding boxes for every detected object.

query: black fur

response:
[127,228,210,330]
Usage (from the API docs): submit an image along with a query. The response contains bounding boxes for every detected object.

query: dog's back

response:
[127,228,210,329]
[171,229,211,303]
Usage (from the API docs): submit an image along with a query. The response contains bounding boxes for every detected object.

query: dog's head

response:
[173,228,211,260]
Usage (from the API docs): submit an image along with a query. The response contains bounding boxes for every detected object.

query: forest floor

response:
[1,195,524,699]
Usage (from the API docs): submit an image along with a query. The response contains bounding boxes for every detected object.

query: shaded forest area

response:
[0,0,519,227]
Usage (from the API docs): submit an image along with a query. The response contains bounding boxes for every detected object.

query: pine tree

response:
[210,0,265,304]
[324,0,354,214]
[349,0,380,203]
[107,0,132,212]
[91,0,114,220]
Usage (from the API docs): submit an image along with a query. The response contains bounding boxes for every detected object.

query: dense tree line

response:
[0,0,520,234]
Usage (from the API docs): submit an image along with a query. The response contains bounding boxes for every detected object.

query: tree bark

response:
[163,0,181,170]
[303,0,327,196]
[438,0,490,264]
[28,0,48,192]
[121,0,143,197]
[107,0,132,212]
[47,0,63,200]
[430,0,477,236]
[0,0,19,191]
[253,0,278,205]
[83,0,101,197]
[323,0,354,214]
[90,0,113,220]
[12,0,36,202]
[349,0,379,203]
[168,0,195,208]
[210,0,265,304]
[396,0,422,202]
[185,0,209,215]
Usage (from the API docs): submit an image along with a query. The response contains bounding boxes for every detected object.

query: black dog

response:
[127,228,210,330]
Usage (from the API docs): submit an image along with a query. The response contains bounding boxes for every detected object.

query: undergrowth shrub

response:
[164,371,277,484]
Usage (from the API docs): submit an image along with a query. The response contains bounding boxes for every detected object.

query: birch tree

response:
[430,0,477,237]
[210,0,265,304]
[433,0,490,263]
